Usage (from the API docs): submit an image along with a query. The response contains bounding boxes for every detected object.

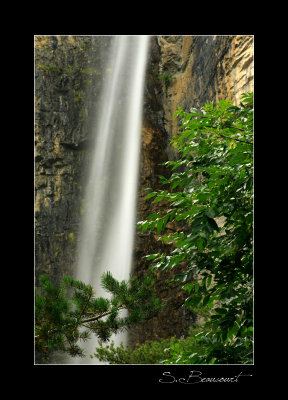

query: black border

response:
[29,29,266,391]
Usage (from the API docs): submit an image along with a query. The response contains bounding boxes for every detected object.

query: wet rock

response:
[34,36,110,286]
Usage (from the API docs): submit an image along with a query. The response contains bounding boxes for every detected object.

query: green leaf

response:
[171,182,179,190]
[157,219,164,235]
[145,254,159,261]
[203,294,210,307]
[185,294,202,308]
[153,193,167,203]
[175,210,192,221]
[145,191,158,200]
[147,213,160,221]
[227,106,241,113]
[141,222,149,233]
[227,322,240,339]
[207,275,212,288]
[196,237,206,251]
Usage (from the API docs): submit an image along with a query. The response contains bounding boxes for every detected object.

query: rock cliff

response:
[35,35,112,286]
[158,35,253,147]
[34,35,254,353]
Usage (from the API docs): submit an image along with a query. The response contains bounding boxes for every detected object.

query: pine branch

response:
[81,307,123,324]
[35,272,164,360]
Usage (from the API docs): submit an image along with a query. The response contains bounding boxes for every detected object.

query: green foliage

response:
[35,271,164,360]
[39,64,99,77]
[138,93,254,364]
[94,339,171,364]
[39,64,63,73]
[68,232,75,244]
[163,327,253,365]
[93,326,206,364]
[158,72,174,89]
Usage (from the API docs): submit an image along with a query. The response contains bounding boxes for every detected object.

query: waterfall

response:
[71,35,150,364]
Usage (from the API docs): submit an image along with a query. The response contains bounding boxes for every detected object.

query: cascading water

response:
[71,35,150,364]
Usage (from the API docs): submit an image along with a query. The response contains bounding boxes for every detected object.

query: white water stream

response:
[71,35,150,364]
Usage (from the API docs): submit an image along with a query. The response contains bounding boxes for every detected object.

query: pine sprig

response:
[35,270,164,360]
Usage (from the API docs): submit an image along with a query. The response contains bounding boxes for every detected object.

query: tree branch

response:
[81,306,124,324]
[218,132,253,145]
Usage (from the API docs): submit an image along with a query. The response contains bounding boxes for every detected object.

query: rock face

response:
[34,35,112,286]
[129,37,197,345]
[34,35,254,353]
[157,35,254,145]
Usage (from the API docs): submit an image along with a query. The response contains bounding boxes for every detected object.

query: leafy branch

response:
[137,92,254,364]
[217,131,253,145]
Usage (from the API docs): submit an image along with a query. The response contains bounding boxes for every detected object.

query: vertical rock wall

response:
[34,35,111,286]
[129,37,197,345]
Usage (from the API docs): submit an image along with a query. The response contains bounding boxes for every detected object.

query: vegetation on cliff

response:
[136,92,254,364]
